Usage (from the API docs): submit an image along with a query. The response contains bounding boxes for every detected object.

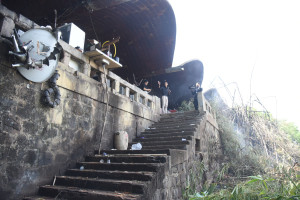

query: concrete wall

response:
[0,5,161,199]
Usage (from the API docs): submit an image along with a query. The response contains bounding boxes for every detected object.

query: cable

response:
[102,40,117,57]
[88,11,99,41]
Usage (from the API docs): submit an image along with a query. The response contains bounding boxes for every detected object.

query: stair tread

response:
[67,169,155,175]
[99,149,171,155]
[134,138,192,142]
[130,140,189,144]
[131,143,189,147]
[78,162,163,165]
[141,131,194,134]
[140,132,194,137]
[134,136,193,141]
[56,176,149,185]
[24,196,55,200]
[142,146,187,150]
[144,129,196,133]
[94,154,168,157]
[39,185,142,199]
[76,162,164,172]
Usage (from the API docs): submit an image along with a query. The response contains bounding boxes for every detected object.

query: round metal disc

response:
[17,29,58,83]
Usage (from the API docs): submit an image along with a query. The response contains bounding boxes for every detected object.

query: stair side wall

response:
[152,113,222,200]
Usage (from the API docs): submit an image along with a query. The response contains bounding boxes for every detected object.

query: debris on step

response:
[131,143,142,150]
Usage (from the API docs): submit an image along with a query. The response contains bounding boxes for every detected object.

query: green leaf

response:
[248,175,263,180]
[262,180,268,190]
[247,179,259,184]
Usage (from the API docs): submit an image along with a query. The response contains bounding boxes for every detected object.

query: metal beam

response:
[143,66,184,78]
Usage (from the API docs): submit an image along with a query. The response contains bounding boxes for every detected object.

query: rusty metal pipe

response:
[11,35,21,53]
[8,51,27,63]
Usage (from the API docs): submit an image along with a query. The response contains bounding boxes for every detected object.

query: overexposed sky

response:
[169,0,300,128]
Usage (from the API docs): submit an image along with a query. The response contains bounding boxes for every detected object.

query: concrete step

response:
[66,169,154,181]
[54,176,147,194]
[76,162,164,172]
[141,144,187,150]
[98,149,171,155]
[149,123,198,129]
[157,117,202,123]
[154,117,201,122]
[38,185,143,200]
[85,155,167,163]
[129,140,190,147]
[140,131,194,138]
[24,196,54,200]
[144,127,196,133]
[159,113,203,119]
[134,135,193,142]
[160,111,201,118]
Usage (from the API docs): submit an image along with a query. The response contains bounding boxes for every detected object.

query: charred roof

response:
[2,0,176,80]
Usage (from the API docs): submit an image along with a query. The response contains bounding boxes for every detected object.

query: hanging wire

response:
[88,11,100,41]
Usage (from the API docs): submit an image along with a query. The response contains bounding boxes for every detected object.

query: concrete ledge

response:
[0,5,39,31]
[57,62,159,121]
[0,4,17,21]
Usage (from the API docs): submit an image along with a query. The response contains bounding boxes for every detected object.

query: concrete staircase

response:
[24,111,203,200]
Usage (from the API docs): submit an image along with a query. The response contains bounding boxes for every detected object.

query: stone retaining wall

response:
[153,113,222,200]
[0,5,161,199]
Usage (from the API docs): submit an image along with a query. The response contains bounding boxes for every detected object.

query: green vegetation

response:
[187,168,299,200]
[279,121,300,144]
[178,98,195,112]
[183,161,206,200]
[181,92,300,200]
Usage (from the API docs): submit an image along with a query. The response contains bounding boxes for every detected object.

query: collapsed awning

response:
[2,0,176,80]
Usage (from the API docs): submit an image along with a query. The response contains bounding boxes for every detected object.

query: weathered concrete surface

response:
[0,5,222,200]
[23,111,222,200]
[148,111,222,200]
[0,36,160,200]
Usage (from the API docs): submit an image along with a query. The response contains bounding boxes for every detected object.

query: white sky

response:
[169,0,300,128]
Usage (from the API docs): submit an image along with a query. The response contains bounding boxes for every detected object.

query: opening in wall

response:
[106,77,115,89]
[147,100,152,108]
[119,84,126,95]
[139,95,145,104]
[130,90,136,101]
[90,68,101,82]
[195,139,200,152]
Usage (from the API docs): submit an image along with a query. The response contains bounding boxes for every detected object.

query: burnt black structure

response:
[2,0,204,108]
[2,0,176,80]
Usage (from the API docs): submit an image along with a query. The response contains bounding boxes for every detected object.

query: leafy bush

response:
[279,121,300,144]
[210,100,264,177]
[178,98,195,112]
[184,89,300,200]
[188,167,299,200]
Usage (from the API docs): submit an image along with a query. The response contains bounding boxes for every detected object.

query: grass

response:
[187,167,299,200]
[181,90,300,200]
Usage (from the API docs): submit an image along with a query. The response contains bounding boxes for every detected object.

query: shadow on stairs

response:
[24,111,204,200]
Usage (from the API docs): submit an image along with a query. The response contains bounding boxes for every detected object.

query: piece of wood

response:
[84,49,122,69]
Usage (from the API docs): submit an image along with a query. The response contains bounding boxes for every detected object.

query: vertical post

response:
[114,80,120,94]
[82,63,91,77]
[125,87,130,97]
[197,92,206,112]
[135,93,140,103]
[100,73,106,84]
[61,51,71,66]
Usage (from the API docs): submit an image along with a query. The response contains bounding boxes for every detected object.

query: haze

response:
[170,0,300,128]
